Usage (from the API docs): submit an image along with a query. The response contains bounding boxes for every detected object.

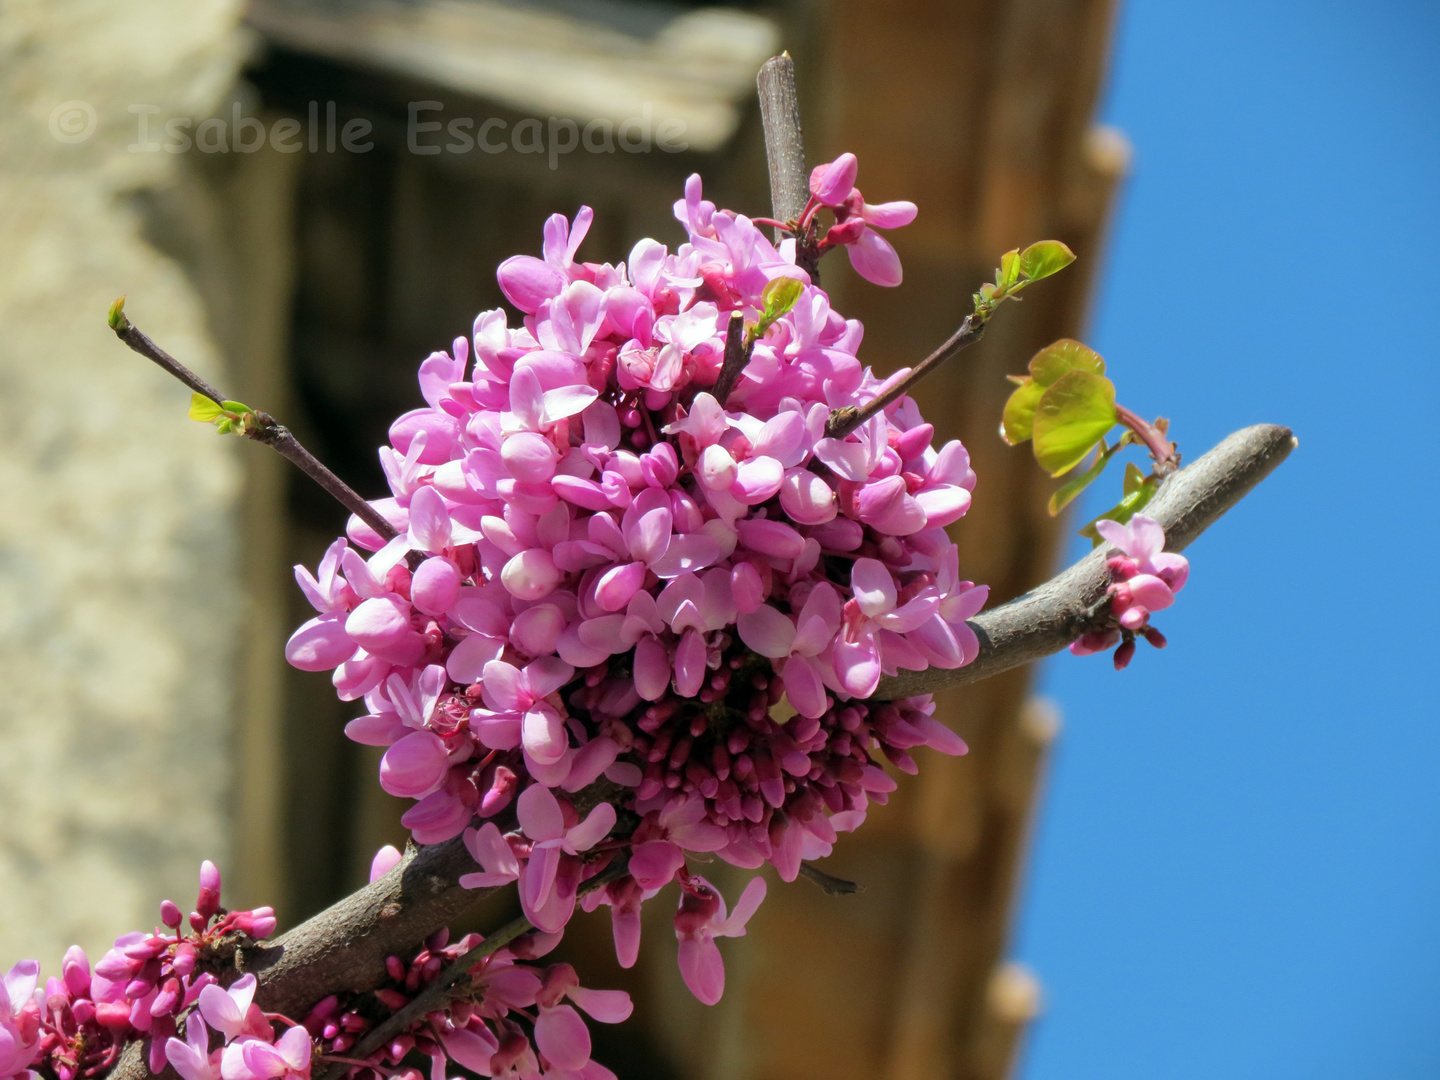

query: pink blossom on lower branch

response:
[1070,514,1190,669]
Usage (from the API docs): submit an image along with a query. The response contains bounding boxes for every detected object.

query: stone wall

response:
[0,0,289,960]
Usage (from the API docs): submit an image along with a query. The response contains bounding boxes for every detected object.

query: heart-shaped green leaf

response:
[1001,378,1046,444]
[1032,369,1118,476]
[1017,240,1076,282]
[1028,338,1105,387]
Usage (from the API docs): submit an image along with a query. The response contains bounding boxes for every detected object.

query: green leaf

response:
[1047,439,1121,516]
[1032,369,1118,476]
[1001,377,1046,444]
[107,295,127,330]
[756,275,804,336]
[1017,240,1076,282]
[188,393,224,422]
[999,249,1021,288]
[1079,473,1161,545]
[221,400,252,415]
[1122,460,1148,497]
[1028,338,1105,386]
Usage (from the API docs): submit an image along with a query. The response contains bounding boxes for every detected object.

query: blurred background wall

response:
[0,1,1131,1077]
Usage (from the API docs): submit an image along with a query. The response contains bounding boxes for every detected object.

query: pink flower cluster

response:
[1070,514,1190,669]
[8,863,275,1080]
[284,160,985,1009]
[2,857,635,1080]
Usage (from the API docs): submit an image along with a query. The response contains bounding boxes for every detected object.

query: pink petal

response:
[629,840,685,891]
[369,845,403,883]
[379,730,450,798]
[735,605,796,659]
[565,802,617,852]
[517,784,566,841]
[411,556,462,617]
[846,228,903,286]
[568,987,633,1024]
[408,485,453,554]
[523,707,568,766]
[345,597,424,665]
[446,632,505,684]
[808,152,858,206]
[633,636,671,701]
[849,558,897,617]
[674,629,706,698]
[914,484,971,528]
[497,255,564,314]
[595,561,646,612]
[464,822,520,878]
[780,656,828,718]
[526,655,575,699]
[284,614,354,672]
[501,549,562,601]
[736,518,805,559]
[730,456,784,505]
[860,199,917,229]
[534,1004,590,1071]
[779,469,837,525]
[437,1026,499,1075]
[676,937,725,1006]
[717,877,767,936]
[502,431,561,482]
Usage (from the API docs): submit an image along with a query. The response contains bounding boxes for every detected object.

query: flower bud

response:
[196,861,222,919]
[159,900,182,930]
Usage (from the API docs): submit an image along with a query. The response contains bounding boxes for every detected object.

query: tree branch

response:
[756,53,818,279]
[826,314,986,438]
[109,303,398,543]
[874,423,1296,699]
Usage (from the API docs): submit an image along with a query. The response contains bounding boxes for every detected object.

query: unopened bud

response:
[196,861,222,919]
[159,900,182,929]
[1113,638,1136,671]
[1141,626,1168,649]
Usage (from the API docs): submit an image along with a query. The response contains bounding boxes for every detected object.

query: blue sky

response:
[1015,1,1440,1077]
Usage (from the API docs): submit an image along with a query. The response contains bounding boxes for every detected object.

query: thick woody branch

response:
[874,423,1296,699]
[106,423,1293,1080]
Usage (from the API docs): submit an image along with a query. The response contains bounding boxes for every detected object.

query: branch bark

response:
[875,423,1296,699]
[756,53,818,279]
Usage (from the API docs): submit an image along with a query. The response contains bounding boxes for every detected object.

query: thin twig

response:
[756,53,818,279]
[798,862,864,896]
[712,312,750,405]
[109,302,398,542]
[827,314,986,438]
[874,423,1297,699]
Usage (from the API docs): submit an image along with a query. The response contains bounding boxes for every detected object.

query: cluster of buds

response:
[11,863,276,1080]
[1,855,635,1080]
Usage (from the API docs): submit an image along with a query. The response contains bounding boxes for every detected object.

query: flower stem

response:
[110,303,399,542]
[1114,403,1178,473]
